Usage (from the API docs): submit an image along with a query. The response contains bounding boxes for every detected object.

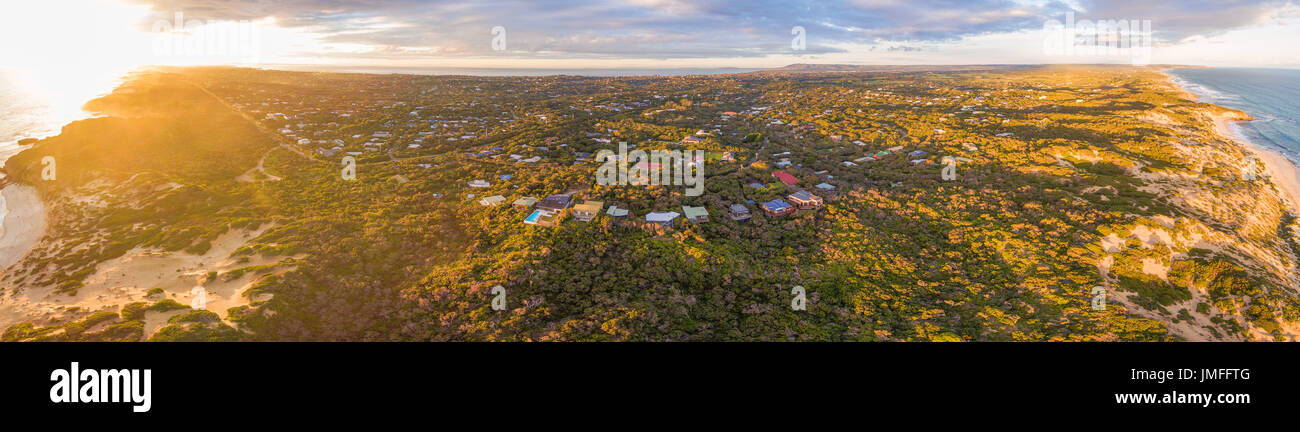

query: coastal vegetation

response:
[2,65,1297,341]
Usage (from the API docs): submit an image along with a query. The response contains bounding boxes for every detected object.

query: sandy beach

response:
[1212,112,1300,214]
[1163,69,1300,214]
[0,184,46,270]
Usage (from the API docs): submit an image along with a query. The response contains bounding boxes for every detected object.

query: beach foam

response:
[1165,68,1300,214]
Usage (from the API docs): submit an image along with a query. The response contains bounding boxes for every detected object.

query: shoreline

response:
[1162,68,1300,214]
[0,184,46,270]
[1212,114,1300,215]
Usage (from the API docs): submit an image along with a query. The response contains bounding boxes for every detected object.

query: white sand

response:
[1213,115,1300,214]
[0,184,46,270]
[0,223,297,337]
[1162,68,1300,214]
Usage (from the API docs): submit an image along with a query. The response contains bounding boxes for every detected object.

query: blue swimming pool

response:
[524,210,543,224]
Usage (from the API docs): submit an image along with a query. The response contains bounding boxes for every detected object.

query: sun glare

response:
[0,1,153,120]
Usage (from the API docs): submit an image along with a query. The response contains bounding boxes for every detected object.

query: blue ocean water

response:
[1166,67,1300,172]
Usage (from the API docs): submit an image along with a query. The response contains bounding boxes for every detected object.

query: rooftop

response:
[646,211,680,223]
[772,171,799,185]
[682,206,708,219]
[789,190,818,201]
[574,201,604,213]
[536,194,572,211]
[761,199,792,211]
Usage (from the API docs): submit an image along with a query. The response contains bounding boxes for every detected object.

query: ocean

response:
[1166,67,1300,175]
[0,67,122,261]
[0,70,63,162]
[0,67,125,162]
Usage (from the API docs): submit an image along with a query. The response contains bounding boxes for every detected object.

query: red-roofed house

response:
[772,171,799,185]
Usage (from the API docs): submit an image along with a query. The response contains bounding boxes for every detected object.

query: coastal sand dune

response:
[1213,114,1300,214]
[0,184,45,270]
[0,224,294,336]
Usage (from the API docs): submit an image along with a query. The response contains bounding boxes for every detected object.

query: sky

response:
[1,0,1299,75]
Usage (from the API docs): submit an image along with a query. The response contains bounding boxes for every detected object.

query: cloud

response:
[125,0,1297,61]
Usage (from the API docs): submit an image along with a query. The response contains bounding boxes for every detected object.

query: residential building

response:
[682,206,709,224]
[787,190,823,209]
[536,194,573,212]
[573,201,604,222]
[772,171,799,185]
[645,211,680,227]
[728,204,752,221]
[512,196,538,210]
[760,199,794,218]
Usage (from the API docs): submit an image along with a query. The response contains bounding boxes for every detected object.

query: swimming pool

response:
[524,210,543,224]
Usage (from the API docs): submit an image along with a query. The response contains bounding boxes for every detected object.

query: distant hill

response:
[765,64,1032,73]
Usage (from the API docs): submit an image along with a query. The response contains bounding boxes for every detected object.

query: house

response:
[606,205,629,218]
[536,194,573,212]
[512,196,538,210]
[682,206,709,224]
[479,195,506,206]
[728,204,752,221]
[760,199,794,218]
[815,183,836,190]
[721,152,736,162]
[572,201,604,222]
[681,136,703,146]
[908,150,928,157]
[467,180,491,188]
[645,211,680,227]
[787,190,823,209]
[772,171,799,185]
